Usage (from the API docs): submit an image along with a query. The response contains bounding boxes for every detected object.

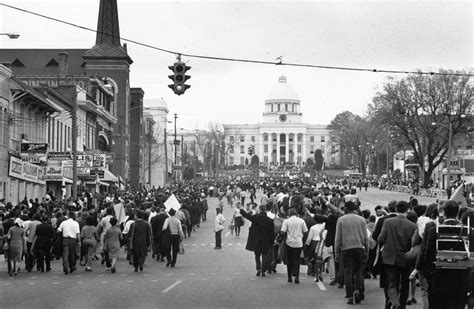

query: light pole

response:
[0,33,20,39]
[432,115,466,189]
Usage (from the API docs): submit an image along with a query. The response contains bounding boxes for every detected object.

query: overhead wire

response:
[0,2,472,77]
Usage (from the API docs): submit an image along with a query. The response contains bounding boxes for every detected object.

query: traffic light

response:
[168,61,191,95]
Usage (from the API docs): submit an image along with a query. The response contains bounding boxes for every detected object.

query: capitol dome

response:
[265,76,299,102]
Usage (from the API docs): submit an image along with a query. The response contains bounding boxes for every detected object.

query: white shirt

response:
[305,223,326,245]
[281,215,308,248]
[58,218,80,239]
[214,213,226,232]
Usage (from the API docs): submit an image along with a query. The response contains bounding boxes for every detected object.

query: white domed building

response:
[223,76,340,168]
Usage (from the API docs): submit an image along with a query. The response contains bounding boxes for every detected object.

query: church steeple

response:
[82,0,132,63]
[96,0,121,46]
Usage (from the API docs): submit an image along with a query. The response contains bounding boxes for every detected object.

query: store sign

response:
[20,143,48,154]
[8,156,46,185]
[456,149,474,160]
[44,166,63,180]
[48,152,73,160]
[90,168,104,178]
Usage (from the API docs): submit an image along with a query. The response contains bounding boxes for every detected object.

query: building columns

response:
[276,133,280,164]
[259,133,264,163]
[302,133,307,164]
[285,134,289,165]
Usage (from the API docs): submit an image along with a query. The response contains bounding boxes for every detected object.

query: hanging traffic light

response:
[168,59,191,96]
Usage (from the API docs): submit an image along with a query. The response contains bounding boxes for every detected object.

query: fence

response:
[385,184,446,198]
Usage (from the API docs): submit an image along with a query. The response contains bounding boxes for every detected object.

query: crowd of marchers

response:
[1,176,473,309]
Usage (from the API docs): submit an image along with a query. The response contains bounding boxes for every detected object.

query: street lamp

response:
[432,115,466,189]
[0,33,20,39]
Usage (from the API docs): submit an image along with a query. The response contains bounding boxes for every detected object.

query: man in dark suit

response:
[372,200,398,309]
[240,204,275,276]
[378,201,417,309]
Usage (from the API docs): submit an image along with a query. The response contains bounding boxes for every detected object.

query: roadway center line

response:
[316,281,327,291]
[161,280,182,293]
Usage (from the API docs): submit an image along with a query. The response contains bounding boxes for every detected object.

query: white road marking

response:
[151,279,158,282]
[234,273,240,275]
[317,281,327,291]
[101,281,108,284]
[200,278,208,281]
[237,243,242,245]
[228,243,233,246]
[201,244,206,246]
[183,244,189,247]
[53,282,59,284]
[28,283,35,285]
[126,280,133,283]
[30,277,37,279]
[77,282,84,284]
[166,273,173,276]
[161,280,182,293]
[192,244,197,246]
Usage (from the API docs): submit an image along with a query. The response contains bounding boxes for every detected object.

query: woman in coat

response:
[81,215,98,272]
[131,210,151,272]
[104,217,122,273]
[7,218,25,276]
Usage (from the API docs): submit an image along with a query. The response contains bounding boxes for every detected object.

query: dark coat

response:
[240,209,274,253]
[131,219,152,258]
[150,213,168,239]
[378,215,417,268]
[35,222,54,250]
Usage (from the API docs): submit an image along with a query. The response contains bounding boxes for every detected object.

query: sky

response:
[0,0,472,130]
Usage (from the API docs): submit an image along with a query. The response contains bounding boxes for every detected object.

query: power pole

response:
[181,134,184,180]
[164,128,168,186]
[71,86,78,201]
[193,139,197,179]
[174,113,177,182]
[148,120,152,188]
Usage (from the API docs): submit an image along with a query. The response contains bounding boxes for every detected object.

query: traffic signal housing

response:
[168,61,191,95]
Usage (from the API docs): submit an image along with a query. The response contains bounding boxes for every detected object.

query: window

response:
[229,145,234,154]
[321,135,326,143]
[297,145,302,153]
[321,145,325,153]
[263,134,268,142]
[272,134,277,142]
[297,134,302,142]
[240,135,245,143]
[240,157,245,165]
[251,136,255,143]
[229,136,234,142]
[264,145,268,153]
[285,103,288,111]
[240,145,245,153]
[310,145,314,153]
[297,156,302,165]
[229,157,234,165]
[310,136,314,143]
[264,156,268,163]
[278,104,281,112]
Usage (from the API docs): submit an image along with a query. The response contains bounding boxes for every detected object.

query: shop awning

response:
[103,169,118,183]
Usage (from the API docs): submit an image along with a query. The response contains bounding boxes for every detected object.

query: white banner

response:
[164,194,181,212]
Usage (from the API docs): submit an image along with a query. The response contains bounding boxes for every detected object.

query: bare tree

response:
[369,70,474,186]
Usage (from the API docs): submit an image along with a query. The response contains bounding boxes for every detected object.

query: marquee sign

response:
[8,156,46,185]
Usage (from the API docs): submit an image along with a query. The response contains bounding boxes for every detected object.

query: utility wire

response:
[0,2,473,77]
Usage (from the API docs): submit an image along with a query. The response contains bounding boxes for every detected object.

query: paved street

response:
[0,190,426,309]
